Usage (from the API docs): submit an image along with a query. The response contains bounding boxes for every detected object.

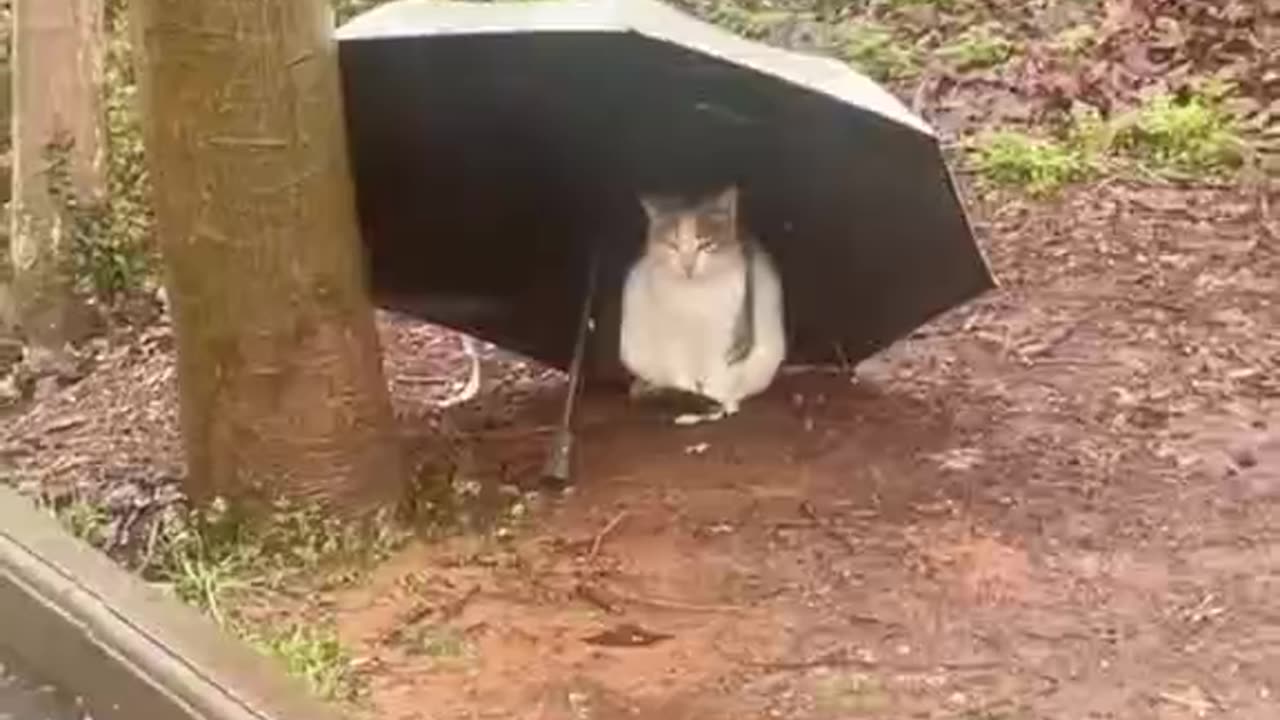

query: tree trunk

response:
[9,0,104,349]
[130,0,406,514]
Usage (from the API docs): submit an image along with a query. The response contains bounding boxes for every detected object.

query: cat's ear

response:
[639,195,663,223]
[706,185,739,217]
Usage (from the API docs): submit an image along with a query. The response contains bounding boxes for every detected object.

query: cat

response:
[619,184,786,425]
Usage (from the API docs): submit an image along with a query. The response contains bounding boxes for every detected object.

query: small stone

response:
[0,374,19,405]
[33,376,60,401]
[0,338,23,372]
[1229,445,1259,469]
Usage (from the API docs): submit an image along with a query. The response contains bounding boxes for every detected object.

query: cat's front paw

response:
[672,406,729,426]
[628,377,663,400]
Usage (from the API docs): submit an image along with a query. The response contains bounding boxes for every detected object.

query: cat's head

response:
[639,186,742,279]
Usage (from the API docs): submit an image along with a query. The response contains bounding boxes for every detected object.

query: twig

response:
[438,584,481,623]
[574,583,622,615]
[437,334,482,408]
[460,425,559,440]
[744,649,880,672]
[587,510,628,562]
[799,501,860,554]
[580,582,747,614]
[733,647,1000,674]
[106,503,146,553]
[380,584,480,645]
[138,512,164,571]
[1154,690,1216,714]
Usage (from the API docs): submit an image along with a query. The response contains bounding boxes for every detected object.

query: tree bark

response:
[131,0,406,514]
[9,0,104,348]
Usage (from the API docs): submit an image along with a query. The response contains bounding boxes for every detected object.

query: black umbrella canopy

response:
[336,0,995,381]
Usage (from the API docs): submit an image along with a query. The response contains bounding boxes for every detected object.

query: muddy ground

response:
[333,180,1280,720]
[2,0,1278,718]
[5,178,1275,719]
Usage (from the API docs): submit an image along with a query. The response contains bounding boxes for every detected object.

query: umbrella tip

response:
[540,427,575,489]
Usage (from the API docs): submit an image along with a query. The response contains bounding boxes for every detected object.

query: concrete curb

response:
[0,485,350,720]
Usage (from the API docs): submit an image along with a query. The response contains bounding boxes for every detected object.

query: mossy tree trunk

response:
[9,0,104,349]
[131,0,406,514]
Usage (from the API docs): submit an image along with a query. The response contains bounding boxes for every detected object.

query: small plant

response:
[811,672,890,715]
[250,622,361,701]
[144,496,407,614]
[331,0,392,24]
[98,9,157,302]
[1112,90,1246,177]
[54,495,112,548]
[410,624,471,661]
[1050,23,1097,56]
[835,22,920,82]
[969,130,1093,195]
[937,23,1015,70]
[700,2,794,41]
[878,0,969,10]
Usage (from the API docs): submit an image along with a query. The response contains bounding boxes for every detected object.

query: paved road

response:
[0,654,86,720]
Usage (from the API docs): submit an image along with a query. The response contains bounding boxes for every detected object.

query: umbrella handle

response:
[542,246,601,486]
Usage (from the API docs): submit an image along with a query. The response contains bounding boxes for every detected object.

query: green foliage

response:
[971,88,1249,194]
[38,490,404,700]
[98,8,156,301]
[835,22,920,81]
[1050,23,1097,56]
[53,494,112,547]
[937,23,1014,70]
[143,496,406,615]
[1113,90,1246,177]
[331,0,393,25]
[699,2,794,41]
[877,0,969,9]
[409,624,471,661]
[249,622,361,701]
[969,130,1093,195]
[39,3,157,308]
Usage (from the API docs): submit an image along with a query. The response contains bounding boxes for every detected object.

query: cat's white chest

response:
[619,248,786,412]
[627,260,739,384]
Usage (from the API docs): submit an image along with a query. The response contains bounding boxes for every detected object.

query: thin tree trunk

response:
[9,0,104,349]
[130,0,406,513]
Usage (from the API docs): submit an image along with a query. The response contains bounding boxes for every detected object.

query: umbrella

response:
[335,0,995,384]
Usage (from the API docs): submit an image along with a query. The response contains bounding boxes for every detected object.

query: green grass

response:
[835,22,921,82]
[878,0,971,9]
[937,23,1015,70]
[249,622,361,701]
[969,130,1094,195]
[53,495,113,548]
[1050,23,1097,56]
[700,2,795,41]
[970,87,1249,194]
[42,491,405,703]
[1113,90,1247,177]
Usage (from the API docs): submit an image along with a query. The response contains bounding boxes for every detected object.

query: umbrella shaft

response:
[559,249,600,429]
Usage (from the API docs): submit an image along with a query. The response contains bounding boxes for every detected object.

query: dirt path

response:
[308,181,1278,720]
[0,182,1274,719]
